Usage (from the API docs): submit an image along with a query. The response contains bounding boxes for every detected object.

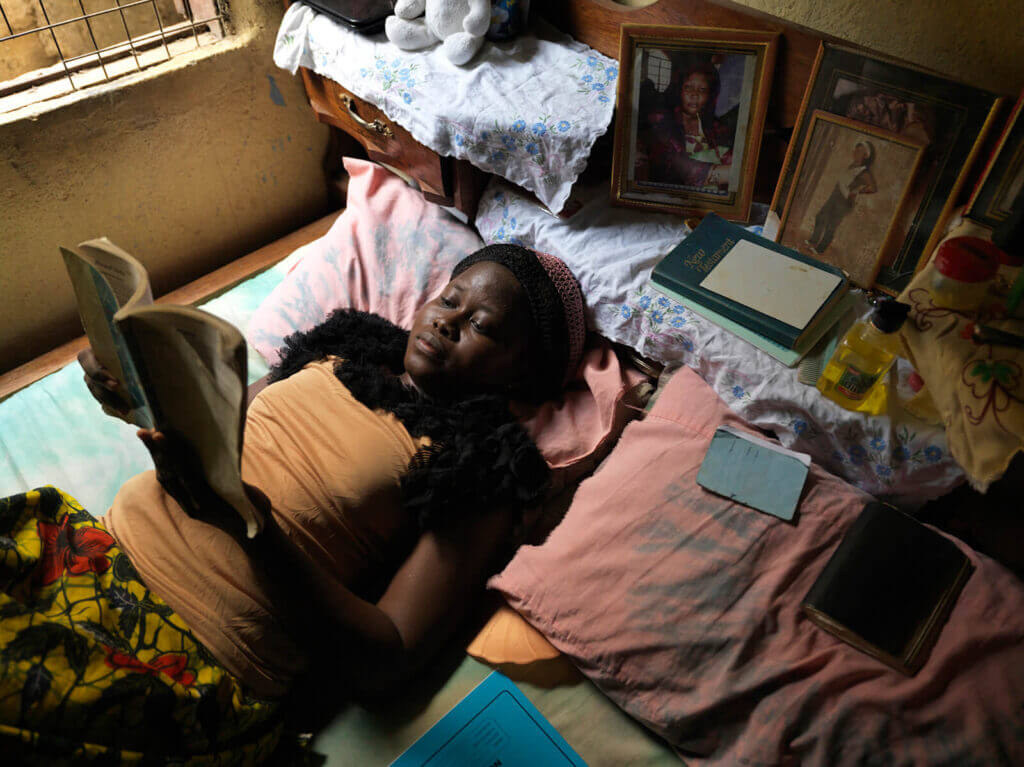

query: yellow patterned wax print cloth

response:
[899,262,1024,490]
[0,486,283,765]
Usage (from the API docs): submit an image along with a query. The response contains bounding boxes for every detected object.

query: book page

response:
[698,239,842,330]
[77,238,153,310]
[116,305,262,538]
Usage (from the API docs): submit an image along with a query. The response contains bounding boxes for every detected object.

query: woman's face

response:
[680,71,711,117]
[853,144,869,164]
[405,262,533,399]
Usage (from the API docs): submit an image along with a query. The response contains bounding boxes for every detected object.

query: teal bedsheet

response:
[0,265,287,513]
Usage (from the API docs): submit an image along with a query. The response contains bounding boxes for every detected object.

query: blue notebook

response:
[697,426,811,522]
[390,672,587,766]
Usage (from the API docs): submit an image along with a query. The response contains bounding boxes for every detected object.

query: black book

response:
[802,502,973,676]
[301,0,394,34]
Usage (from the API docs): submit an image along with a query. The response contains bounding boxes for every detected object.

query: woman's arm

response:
[135,430,517,696]
[253,503,518,698]
[247,375,270,406]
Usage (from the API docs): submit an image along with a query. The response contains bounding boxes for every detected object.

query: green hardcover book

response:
[651,284,857,368]
[802,502,973,676]
[651,214,848,349]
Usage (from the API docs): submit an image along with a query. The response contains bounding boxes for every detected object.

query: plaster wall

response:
[618,0,1021,94]
[732,0,1022,95]
[0,0,329,373]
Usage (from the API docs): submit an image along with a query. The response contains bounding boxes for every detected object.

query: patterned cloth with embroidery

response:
[899,260,1024,490]
[0,487,282,765]
[273,3,617,215]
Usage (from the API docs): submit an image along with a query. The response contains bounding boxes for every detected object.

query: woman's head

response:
[674,61,720,122]
[405,245,585,401]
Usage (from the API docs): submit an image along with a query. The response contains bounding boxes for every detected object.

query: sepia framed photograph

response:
[770,43,1004,294]
[965,90,1024,228]
[610,25,778,222]
[776,111,926,288]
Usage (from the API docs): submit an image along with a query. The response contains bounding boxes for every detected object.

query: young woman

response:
[0,244,586,764]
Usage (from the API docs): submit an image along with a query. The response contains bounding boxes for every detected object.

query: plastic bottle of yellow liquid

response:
[816,300,911,415]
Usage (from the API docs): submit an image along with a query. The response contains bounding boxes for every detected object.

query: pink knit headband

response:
[536,252,586,385]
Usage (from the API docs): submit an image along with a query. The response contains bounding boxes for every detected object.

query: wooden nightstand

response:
[300,67,485,217]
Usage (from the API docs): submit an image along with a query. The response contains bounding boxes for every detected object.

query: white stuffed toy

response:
[385,0,491,66]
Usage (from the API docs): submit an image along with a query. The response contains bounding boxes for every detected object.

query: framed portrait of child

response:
[609,25,778,222]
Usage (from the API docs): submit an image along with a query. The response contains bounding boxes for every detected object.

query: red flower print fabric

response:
[103,647,197,686]
[35,515,114,586]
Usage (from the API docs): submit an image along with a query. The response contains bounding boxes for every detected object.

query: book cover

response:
[651,214,848,348]
[390,671,587,767]
[697,426,810,521]
[802,502,973,676]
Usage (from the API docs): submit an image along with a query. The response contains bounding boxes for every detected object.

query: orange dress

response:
[104,359,429,698]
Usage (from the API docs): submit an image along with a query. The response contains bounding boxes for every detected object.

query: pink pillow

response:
[491,368,1024,765]
[246,159,645,476]
[247,158,483,362]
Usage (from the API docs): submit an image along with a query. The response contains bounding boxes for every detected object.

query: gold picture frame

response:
[609,25,778,222]
[776,111,926,289]
[965,89,1024,228]
[769,43,1004,294]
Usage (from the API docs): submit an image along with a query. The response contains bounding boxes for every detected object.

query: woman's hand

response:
[138,428,266,540]
[77,349,133,422]
[137,428,208,520]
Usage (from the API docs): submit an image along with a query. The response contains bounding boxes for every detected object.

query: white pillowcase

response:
[474,177,690,349]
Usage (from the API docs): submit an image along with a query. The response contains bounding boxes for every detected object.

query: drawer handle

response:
[339,93,394,138]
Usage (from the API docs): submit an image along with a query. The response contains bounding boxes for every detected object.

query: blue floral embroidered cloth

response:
[274,3,617,214]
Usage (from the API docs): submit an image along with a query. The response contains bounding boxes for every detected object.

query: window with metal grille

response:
[644,49,672,93]
[0,0,227,114]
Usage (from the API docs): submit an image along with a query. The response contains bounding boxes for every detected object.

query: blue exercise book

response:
[389,671,587,767]
[697,426,811,522]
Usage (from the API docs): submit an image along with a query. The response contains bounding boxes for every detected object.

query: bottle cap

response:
[934,237,1001,282]
[870,298,911,333]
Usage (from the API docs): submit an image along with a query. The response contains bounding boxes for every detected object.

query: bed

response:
[3,1,1024,765]
[0,159,683,765]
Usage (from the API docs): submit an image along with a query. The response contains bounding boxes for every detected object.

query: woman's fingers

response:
[77,349,119,389]
[79,349,133,420]
[84,374,132,416]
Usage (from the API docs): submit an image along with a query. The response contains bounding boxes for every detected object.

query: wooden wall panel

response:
[538,0,824,131]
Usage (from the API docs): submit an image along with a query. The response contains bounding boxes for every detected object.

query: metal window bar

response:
[0,0,225,104]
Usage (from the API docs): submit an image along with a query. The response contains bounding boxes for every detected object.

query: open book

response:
[61,239,262,538]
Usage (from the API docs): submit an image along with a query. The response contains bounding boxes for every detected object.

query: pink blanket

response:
[492,368,1024,765]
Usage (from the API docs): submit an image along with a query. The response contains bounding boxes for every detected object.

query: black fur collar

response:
[267,310,549,529]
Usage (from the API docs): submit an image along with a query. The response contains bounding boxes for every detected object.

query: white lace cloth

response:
[274,3,618,214]
[475,177,965,507]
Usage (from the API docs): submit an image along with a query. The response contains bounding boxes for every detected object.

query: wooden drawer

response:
[300,67,483,216]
